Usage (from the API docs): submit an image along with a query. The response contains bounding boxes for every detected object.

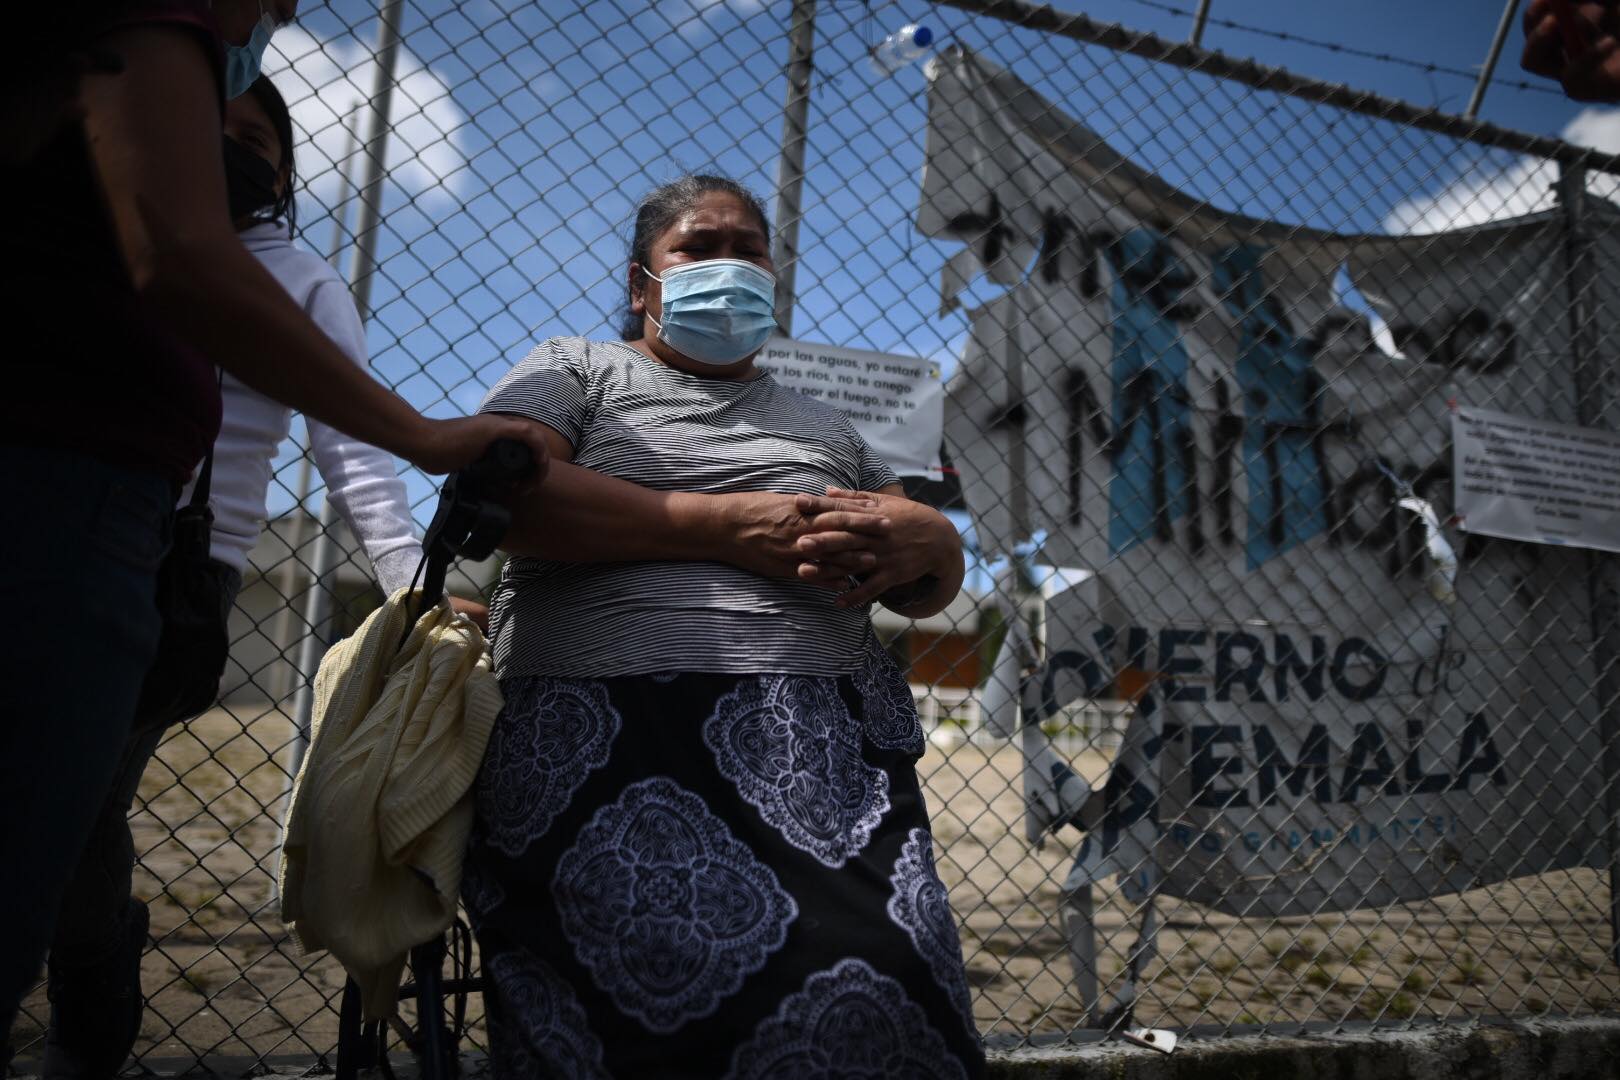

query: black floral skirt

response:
[461,636,987,1079]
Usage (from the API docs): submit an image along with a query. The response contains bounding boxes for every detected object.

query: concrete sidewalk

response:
[10,1017,1620,1078]
[987,1017,1620,1079]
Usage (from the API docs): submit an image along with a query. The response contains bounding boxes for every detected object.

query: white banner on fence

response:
[756,338,944,476]
[1453,404,1620,553]
[920,45,1608,917]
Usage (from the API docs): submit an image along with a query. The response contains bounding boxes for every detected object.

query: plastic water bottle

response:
[870,23,934,75]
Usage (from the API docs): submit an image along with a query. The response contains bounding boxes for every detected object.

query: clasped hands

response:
[727,487,960,611]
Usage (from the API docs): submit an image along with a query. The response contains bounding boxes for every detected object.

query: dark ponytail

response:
[244,74,298,233]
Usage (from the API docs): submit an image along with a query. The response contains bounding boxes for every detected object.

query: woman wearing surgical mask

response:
[0,0,547,1039]
[463,177,981,1078]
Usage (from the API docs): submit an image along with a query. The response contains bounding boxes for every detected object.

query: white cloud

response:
[262,27,473,222]
[1383,107,1620,234]
[661,0,769,42]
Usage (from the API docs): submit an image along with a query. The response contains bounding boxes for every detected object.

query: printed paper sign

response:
[1453,405,1620,554]
[757,338,944,476]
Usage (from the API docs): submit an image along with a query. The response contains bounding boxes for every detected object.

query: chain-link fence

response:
[11,0,1620,1069]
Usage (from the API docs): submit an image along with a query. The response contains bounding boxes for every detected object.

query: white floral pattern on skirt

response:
[853,635,926,755]
[703,675,890,867]
[887,827,977,1036]
[459,836,506,932]
[485,951,610,1080]
[477,677,621,857]
[551,777,798,1033]
[726,957,969,1080]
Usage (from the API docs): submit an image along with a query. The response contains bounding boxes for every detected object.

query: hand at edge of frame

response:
[1522,0,1620,103]
[448,595,490,634]
[403,414,553,485]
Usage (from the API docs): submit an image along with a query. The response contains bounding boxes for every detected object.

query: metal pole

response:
[1559,163,1620,967]
[285,1,406,779]
[272,452,313,702]
[1005,287,1030,544]
[932,0,1620,175]
[285,500,342,784]
[1188,0,1212,46]
[770,0,816,335]
[326,105,365,270]
[346,0,407,324]
[272,109,361,703]
[1464,0,1523,120]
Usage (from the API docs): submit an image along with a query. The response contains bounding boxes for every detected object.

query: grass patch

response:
[1449,950,1485,987]
[180,970,216,997]
[1556,944,1597,976]
[1339,942,1375,966]
[1360,988,1419,1020]
[1272,941,1319,975]
[1386,992,1419,1018]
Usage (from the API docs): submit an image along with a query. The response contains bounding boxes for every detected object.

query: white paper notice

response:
[756,338,944,476]
[1452,405,1620,553]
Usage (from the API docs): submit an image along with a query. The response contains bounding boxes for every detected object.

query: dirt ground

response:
[9,705,1619,1066]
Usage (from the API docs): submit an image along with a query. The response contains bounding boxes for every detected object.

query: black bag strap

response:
[186,368,225,512]
[188,445,215,511]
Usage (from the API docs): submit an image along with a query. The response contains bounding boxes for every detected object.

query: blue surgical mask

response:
[645,258,778,367]
[223,3,278,100]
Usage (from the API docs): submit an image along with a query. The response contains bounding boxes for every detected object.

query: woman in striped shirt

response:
[463,175,984,1078]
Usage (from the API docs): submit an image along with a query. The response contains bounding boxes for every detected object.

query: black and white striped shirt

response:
[481,337,900,679]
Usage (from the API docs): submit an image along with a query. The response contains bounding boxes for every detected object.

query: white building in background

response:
[220,510,498,704]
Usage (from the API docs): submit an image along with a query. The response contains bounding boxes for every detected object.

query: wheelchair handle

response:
[456,438,536,500]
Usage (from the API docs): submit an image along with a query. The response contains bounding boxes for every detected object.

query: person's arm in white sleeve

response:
[303,278,424,596]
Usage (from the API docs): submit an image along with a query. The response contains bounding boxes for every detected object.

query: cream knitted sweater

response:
[279,588,502,1020]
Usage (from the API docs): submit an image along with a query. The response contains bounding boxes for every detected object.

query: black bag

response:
[131,446,235,734]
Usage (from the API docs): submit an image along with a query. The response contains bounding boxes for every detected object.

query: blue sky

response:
[258,0,1600,557]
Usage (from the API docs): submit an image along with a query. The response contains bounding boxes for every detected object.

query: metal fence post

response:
[345,0,406,324]
[770,0,816,335]
[271,111,363,705]
[1559,162,1620,967]
[285,0,406,777]
[1463,0,1523,120]
[1005,287,1031,544]
[1188,0,1213,46]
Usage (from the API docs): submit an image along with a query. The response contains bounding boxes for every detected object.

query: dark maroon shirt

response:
[3,2,227,488]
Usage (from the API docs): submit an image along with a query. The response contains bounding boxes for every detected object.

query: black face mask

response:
[223,134,279,222]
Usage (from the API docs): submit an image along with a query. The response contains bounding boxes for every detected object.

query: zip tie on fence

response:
[1371,455,1413,499]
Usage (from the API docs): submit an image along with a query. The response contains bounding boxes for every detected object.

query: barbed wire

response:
[1117,0,1567,100]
